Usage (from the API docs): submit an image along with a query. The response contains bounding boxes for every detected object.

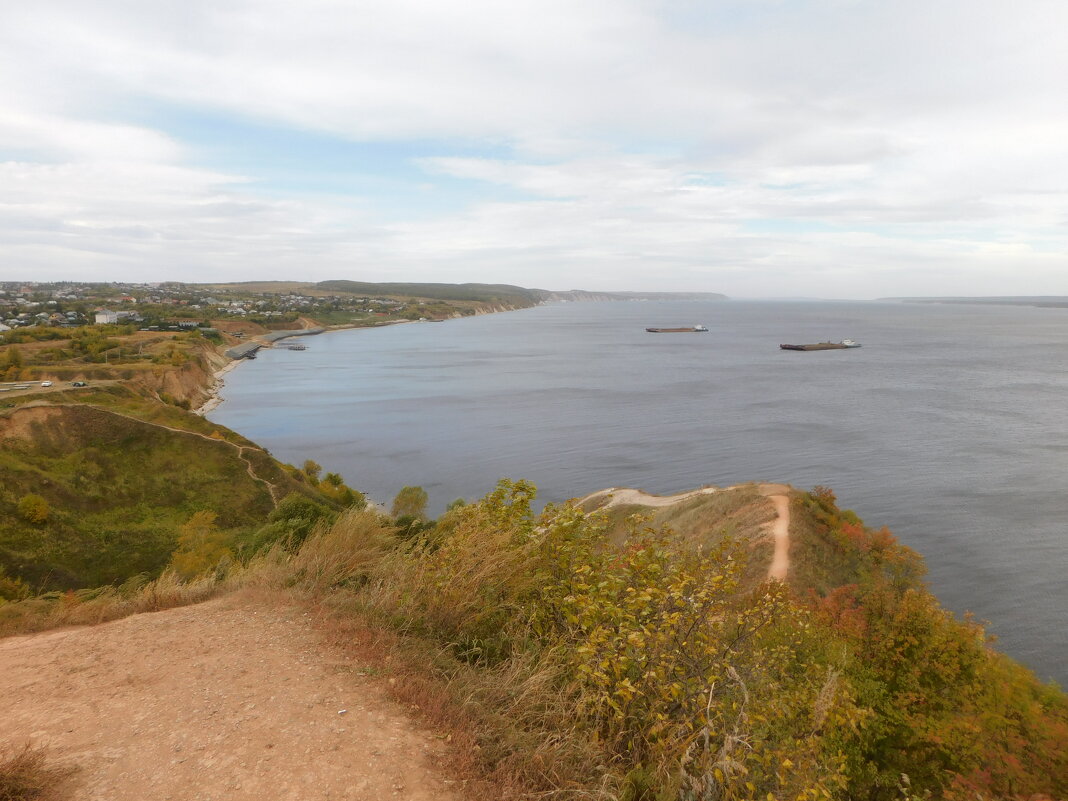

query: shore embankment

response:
[193,358,244,416]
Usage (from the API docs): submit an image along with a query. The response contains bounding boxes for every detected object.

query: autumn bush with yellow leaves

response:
[354,480,865,800]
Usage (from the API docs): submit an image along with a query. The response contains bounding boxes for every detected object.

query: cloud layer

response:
[2,0,1066,295]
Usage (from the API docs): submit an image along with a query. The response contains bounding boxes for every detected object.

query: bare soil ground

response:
[762,493,791,581]
[0,593,458,801]
[755,484,792,581]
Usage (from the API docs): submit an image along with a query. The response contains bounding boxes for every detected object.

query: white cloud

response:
[1,0,1067,294]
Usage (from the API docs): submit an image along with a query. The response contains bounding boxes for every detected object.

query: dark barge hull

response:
[646,327,708,333]
[780,343,850,351]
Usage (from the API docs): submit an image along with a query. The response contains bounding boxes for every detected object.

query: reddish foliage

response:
[840,521,869,551]
[813,584,868,639]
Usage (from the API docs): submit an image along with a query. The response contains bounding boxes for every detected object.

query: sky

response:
[1,0,1067,298]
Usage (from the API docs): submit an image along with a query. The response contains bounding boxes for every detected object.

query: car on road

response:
[71,381,88,387]
[41,381,53,387]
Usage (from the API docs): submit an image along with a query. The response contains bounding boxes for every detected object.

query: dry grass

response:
[306,599,612,801]
[0,508,387,641]
[588,485,772,550]
[0,743,74,801]
[0,570,230,639]
[258,498,849,801]
[241,508,616,800]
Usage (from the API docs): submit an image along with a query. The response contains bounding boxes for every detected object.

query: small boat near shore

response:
[646,325,709,333]
[780,339,861,351]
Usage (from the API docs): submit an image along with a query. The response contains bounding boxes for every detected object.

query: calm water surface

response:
[211,301,1068,684]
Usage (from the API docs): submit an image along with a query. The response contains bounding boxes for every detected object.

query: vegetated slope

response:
[0,404,314,590]
[295,480,1068,801]
[315,280,543,307]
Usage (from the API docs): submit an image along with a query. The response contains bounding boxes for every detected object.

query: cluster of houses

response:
[0,305,86,332]
[1,282,418,334]
[1,311,85,331]
[92,309,142,325]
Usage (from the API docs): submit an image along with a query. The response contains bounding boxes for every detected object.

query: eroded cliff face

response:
[128,345,229,407]
[470,302,525,315]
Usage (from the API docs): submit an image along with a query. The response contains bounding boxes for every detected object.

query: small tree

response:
[302,460,322,484]
[171,510,232,578]
[2,346,23,370]
[17,494,49,524]
[249,493,335,552]
[391,485,428,520]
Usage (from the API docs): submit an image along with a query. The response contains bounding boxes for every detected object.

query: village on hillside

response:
[0,281,415,334]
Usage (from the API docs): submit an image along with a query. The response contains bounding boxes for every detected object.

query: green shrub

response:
[16,495,49,525]
[248,493,334,552]
[391,485,428,520]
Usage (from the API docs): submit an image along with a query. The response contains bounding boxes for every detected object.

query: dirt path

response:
[757,484,792,581]
[0,594,457,801]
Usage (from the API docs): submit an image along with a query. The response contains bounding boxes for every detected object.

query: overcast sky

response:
[2,0,1066,297]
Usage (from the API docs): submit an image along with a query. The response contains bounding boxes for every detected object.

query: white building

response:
[95,309,119,324]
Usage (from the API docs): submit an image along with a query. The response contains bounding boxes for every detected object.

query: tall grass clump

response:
[267,506,398,595]
[289,480,863,799]
[0,743,74,801]
[0,569,230,638]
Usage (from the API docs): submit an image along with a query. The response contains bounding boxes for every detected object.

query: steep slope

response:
[0,404,317,590]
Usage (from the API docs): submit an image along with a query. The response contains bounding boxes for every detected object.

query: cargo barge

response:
[780,339,861,351]
[646,325,709,333]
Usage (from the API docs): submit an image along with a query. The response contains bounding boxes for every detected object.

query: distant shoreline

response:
[883,295,1068,309]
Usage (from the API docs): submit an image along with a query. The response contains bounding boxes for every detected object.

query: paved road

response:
[0,380,119,399]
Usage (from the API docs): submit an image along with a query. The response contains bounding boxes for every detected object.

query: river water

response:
[210,300,1068,685]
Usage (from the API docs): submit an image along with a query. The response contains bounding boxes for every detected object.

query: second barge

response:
[780,339,861,351]
[646,325,709,333]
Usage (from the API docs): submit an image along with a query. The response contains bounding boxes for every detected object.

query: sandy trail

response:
[0,595,457,801]
[757,484,792,581]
